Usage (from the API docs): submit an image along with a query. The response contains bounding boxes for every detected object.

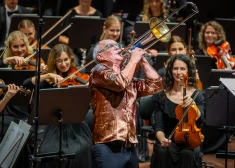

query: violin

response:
[168,74,204,148]
[0,79,31,96]
[207,40,235,70]
[58,67,89,87]
[13,52,45,70]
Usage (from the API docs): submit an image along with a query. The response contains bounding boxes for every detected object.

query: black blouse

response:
[151,90,205,140]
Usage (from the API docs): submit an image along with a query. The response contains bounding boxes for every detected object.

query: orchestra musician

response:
[23,43,93,168]
[18,19,49,49]
[85,15,123,75]
[151,54,204,168]
[0,0,32,47]
[195,21,235,69]
[1,31,47,71]
[157,35,201,89]
[58,0,103,66]
[89,39,163,168]
[0,84,19,113]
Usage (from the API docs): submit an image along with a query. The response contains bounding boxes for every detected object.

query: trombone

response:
[120,2,199,55]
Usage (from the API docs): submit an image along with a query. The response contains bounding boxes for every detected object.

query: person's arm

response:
[151,92,171,147]
[0,84,19,113]
[140,56,160,80]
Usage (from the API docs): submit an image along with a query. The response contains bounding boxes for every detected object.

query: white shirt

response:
[5,5,19,40]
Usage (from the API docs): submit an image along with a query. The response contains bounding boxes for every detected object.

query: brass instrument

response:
[119,2,199,55]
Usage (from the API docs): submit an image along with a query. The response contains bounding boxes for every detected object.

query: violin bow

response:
[55,60,95,86]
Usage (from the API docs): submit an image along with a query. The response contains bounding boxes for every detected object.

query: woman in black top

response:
[23,43,93,168]
[151,54,205,168]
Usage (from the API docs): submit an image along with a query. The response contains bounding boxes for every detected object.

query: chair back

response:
[139,95,154,120]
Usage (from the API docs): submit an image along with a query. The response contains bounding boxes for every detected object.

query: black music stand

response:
[0,69,35,86]
[207,69,235,87]
[134,21,187,51]
[29,86,91,168]
[206,78,235,168]
[10,15,62,47]
[194,55,212,90]
[68,17,105,49]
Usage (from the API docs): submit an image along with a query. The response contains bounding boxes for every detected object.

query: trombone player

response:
[89,39,163,168]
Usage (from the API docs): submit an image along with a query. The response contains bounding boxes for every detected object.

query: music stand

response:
[206,78,235,168]
[0,69,35,86]
[68,17,105,49]
[207,69,235,87]
[10,15,62,47]
[38,48,50,64]
[29,86,91,167]
[194,55,212,90]
[134,21,187,51]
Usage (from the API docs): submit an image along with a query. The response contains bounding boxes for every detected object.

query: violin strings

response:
[168,90,200,140]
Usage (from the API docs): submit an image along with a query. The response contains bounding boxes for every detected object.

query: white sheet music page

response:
[220,78,235,96]
[0,120,31,168]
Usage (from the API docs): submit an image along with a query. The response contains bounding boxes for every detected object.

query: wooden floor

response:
[139,136,235,168]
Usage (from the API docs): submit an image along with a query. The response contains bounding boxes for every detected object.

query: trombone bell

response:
[149,17,171,43]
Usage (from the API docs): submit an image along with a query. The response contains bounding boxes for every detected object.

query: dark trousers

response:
[92,142,139,168]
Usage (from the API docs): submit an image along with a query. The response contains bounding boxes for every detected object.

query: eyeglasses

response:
[55,57,70,64]
[98,43,120,54]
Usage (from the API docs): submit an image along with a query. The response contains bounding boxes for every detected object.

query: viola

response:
[168,74,204,148]
[207,40,235,70]
[58,67,89,87]
[0,79,31,96]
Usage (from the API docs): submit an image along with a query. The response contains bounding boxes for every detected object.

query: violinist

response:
[0,83,19,113]
[23,43,93,168]
[2,31,47,71]
[89,39,162,168]
[151,54,205,168]
[85,15,123,75]
[18,19,49,49]
[158,36,201,85]
[195,21,235,69]
[58,0,103,67]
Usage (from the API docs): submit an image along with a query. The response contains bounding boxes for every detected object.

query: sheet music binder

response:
[0,120,32,168]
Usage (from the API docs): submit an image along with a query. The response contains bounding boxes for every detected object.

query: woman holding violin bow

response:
[1,31,47,71]
[151,54,205,168]
[23,43,93,168]
[196,20,235,70]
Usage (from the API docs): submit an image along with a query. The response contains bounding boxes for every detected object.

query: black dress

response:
[23,76,94,168]
[150,90,205,168]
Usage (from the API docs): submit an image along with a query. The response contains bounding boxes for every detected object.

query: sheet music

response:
[220,78,235,96]
[0,120,32,168]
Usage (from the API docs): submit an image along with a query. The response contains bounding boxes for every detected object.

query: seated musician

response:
[195,21,235,69]
[151,54,205,168]
[2,31,47,71]
[85,15,123,75]
[18,19,49,49]
[0,84,19,113]
[0,83,20,135]
[23,43,93,168]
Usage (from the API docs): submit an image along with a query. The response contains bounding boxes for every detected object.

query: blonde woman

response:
[140,0,168,21]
